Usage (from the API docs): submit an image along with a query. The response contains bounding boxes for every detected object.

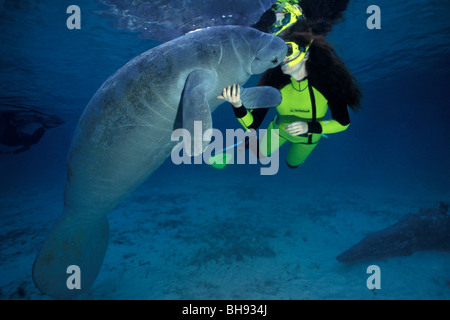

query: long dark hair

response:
[299,0,350,36]
[304,32,362,111]
[259,31,361,111]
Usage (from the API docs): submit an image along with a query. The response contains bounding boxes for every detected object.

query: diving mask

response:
[270,2,304,35]
[282,41,312,69]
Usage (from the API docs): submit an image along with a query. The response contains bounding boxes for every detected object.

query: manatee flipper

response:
[182,69,215,156]
[32,209,109,299]
[240,86,282,109]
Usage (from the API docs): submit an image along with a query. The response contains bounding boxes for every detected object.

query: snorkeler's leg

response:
[286,142,318,168]
[259,120,287,158]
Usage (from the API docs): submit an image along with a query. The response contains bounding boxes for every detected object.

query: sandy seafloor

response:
[1,162,449,300]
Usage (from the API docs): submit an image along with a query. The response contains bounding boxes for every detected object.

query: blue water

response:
[0,0,449,300]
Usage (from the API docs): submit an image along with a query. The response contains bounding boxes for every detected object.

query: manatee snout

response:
[252,35,287,74]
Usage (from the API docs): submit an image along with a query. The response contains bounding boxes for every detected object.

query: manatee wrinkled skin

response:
[32,26,287,299]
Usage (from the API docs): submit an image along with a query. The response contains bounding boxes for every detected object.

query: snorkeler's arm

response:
[307,101,351,134]
[308,119,349,134]
[233,107,269,131]
[218,84,269,131]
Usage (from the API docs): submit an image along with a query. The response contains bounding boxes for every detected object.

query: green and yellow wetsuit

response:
[233,77,350,168]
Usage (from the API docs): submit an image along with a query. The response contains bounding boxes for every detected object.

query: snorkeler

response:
[0,110,62,154]
[218,31,361,168]
[216,0,359,169]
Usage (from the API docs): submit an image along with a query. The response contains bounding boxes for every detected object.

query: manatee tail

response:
[32,208,109,299]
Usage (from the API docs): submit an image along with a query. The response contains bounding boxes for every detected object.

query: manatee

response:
[337,202,450,263]
[96,0,276,41]
[32,26,287,299]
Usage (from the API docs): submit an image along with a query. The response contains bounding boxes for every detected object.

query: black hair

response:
[298,0,350,36]
[306,36,362,111]
[258,30,361,112]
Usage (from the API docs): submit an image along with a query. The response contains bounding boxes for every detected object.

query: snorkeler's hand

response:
[217,84,242,108]
[286,122,308,136]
